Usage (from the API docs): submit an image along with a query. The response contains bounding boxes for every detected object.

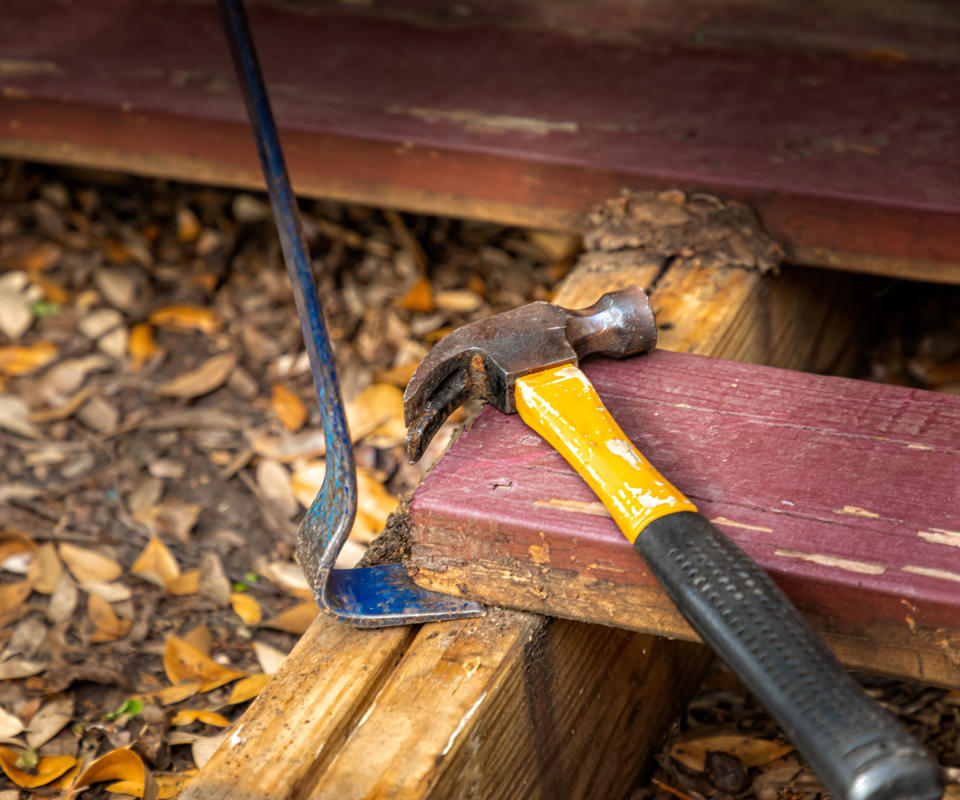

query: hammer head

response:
[404,285,657,461]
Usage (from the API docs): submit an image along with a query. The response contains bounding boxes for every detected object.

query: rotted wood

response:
[2,0,959,281]
[408,349,960,688]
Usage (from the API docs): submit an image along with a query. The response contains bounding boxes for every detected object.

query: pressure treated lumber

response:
[2,0,959,282]
[409,351,960,688]
[186,260,866,798]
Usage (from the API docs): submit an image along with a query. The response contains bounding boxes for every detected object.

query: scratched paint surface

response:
[410,349,960,629]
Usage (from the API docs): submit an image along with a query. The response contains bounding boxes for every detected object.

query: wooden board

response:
[408,350,960,687]
[2,0,959,281]
[186,260,872,797]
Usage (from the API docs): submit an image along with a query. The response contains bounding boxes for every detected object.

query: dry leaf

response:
[230,593,262,626]
[345,383,405,445]
[25,695,72,749]
[0,290,32,340]
[156,353,236,398]
[77,395,120,433]
[255,459,298,518]
[47,572,78,624]
[226,674,271,705]
[170,710,230,728]
[134,500,201,543]
[83,581,132,603]
[88,593,132,642]
[94,267,137,311]
[191,732,228,769]
[261,601,318,635]
[149,306,222,335]
[154,771,197,799]
[397,277,434,312]
[0,342,56,377]
[252,641,287,675]
[291,460,326,508]
[130,537,180,589]
[259,561,311,599]
[26,542,61,594]
[354,468,398,544]
[59,543,122,584]
[271,384,307,432]
[248,427,326,462]
[78,308,124,340]
[0,396,42,439]
[74,747,145,791]
[129,323,160,369]
[0,747,77,788]
[41,354,109,396]
[0,657,46,680]
[181,624,213,655]
[0,581,32,621]
[166,570,200,596]
[526,229,582,261]
[133,682,201,707]
[0,529,35,569]
[670,735,794,773]
[0,707,23,739]
[434,289,482,313]
[163,637,245,692]
[198,552,231,608]
[177,207,202,242]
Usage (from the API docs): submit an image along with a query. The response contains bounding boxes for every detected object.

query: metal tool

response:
[404,286,943,800]
[218,0,483,626]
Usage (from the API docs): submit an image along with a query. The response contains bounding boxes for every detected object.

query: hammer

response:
[404,286,943,800]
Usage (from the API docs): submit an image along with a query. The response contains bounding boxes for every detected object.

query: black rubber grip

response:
[638,512,943,800]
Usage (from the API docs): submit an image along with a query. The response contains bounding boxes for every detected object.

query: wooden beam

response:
[408,350,960,688]
[2,0,959,281]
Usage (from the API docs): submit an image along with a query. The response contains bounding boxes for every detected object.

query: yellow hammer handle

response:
[514,364,697,543]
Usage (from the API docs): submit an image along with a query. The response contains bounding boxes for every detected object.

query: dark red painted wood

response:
[0,1,958,275]
[410,350,960,632]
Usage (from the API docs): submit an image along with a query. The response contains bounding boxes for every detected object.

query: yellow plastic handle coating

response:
[514,364,697,544]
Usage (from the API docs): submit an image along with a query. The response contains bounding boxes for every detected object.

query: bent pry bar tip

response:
[218,0,484,627]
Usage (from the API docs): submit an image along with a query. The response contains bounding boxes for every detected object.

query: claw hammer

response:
[403,286,943,800]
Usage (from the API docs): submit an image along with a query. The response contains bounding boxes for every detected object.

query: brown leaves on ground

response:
[163,637,246,692]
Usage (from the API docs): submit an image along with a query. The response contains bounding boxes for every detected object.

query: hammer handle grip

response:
[637,512,942,800]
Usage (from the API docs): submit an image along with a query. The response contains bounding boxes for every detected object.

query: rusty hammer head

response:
[404,285,657,461]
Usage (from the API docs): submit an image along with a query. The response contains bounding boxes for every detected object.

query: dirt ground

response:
[0,161,958,799]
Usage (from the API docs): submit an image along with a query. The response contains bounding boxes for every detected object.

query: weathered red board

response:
[409,350,960,659]
[1,1,959,280]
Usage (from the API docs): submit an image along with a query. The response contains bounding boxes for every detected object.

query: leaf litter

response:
[1,161,956,799]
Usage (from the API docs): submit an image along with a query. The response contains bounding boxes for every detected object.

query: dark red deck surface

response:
[1,1,959,279]
[410,350,960,635]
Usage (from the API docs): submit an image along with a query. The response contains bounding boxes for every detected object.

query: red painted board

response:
[409,350,960,635]
[0,1,958,278]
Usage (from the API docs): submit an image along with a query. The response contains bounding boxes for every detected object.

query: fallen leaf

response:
[259,561,311,598]
[0,581,32,624]
[47,572,78,624]
[526,229,582,261]
[253,641,287,675]
[130,537,180,590]
[149,306,222,335]
[88,593,132,642]
[134,500,201,542]
[0,707,23,739]
[354,468,398,544]
[397,277,434,312]
[0,747,76,788]
[25,695,72,749]
[5,241,61,273]
[271,384,308,432]
[226,674,271,705]
[154,771,197,799]
[0,529,35,570]
[165,570,200,596]
[76,394,120,433]
[78,308,124,340]
[26,542,61,594]
[255,459,298,518]
[40,354,109,396]
[198,552,231,608]
[129,323,160,369]
[83,581,132,603]
[248,427,326,462]
[191,732,228,769]
[0,396,41,439]
[345,383,406,445]
[74,748,144,791]
[162,637,245,692]
[434,289,483,313]
[177,207,202,242]
[170,710,230,728]
[59,543,123,584]
[156,353,236,398]
[132,682,201,707]
[230,593,262,626]
[261,601,319,635]
[181,624,213,655]
[669,734,794,773]
[0,657,46,680]
[29,385,94,423]
[94,267,137,311]
[291,460,326,508]
[0,290,32,340]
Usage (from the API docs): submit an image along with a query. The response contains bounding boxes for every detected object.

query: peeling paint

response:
[774,548,886,574]
[389,106,577,135]
[529,532,550,565]
[834,505,880,518]
[907,443,934,450]
[533,498,610,517]
[710,517,773,533]
[918,529,960,548]
[901,565,960,583]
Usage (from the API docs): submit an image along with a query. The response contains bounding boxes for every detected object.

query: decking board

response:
[409,350,960,685]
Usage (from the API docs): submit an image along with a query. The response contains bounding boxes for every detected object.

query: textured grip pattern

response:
[638,512,942,800]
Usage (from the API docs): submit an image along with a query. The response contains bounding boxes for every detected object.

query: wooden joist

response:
[2,0,959,282]
[186,255,870,798]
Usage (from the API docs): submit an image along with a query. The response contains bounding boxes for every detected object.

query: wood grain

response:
[2,0,958,280]
[408,350,960,686]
